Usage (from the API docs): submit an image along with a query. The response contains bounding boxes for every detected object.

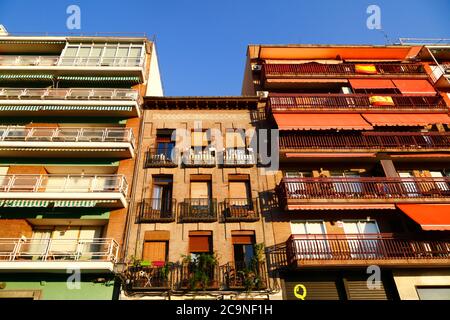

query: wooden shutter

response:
[142,241,167,263]
[226,130,246,148]
[229,181,249,199]
[190,181,210,199]
[189,232,212,253]
[232,232,255,245]
[343,278,388,300]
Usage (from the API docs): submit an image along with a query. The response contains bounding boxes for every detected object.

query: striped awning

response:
[0,74,54,81]
[0,105,133,112]
[57,76,141,83]
[0,199,50,207]
[0,148,128,152]
[53,200,116,207]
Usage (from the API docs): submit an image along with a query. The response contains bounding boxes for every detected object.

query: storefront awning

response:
[392,80,436,95]
[362,113,450,126]
[349,79,396,89]
[273,113,373,130]
[397,204,450,231]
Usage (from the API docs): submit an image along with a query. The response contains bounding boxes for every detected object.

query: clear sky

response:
[0,0,449,96]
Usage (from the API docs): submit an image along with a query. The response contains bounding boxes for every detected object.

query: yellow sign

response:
[293,284,307,300]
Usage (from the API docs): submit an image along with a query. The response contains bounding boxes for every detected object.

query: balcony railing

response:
[220,261,268,290]
[223,148,256,167]
[262,63,426,78]
[0,174,128,196]
[286,234,450,265]
[179,198,217,222]
[269,94,446,112]
[0,126,135,146]
[0,238,119,262]
[277,177,450,204]
[182,149,216,167]
[0,88,139,101]
[279,132,450,151]
[124,265,171,290]
[145,147,177,167]
[139,198,176,222]
[172,262,220,290]
[222,198,259,222]
[0,55,145,68]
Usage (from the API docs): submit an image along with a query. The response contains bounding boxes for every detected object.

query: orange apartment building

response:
[241,44,450,300]
[0,27,162,299]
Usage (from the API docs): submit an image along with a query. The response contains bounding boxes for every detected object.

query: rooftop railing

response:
[0,88,139,101]
[269,94,446,112]
[279,132,450,150]
[0,126,135,146]
[0,174,128,196]
[263,63,426,78]
[286,233,450,264]
[0,238,119,262]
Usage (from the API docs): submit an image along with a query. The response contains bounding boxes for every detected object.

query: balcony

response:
[223,149,256,167]
[179,198,217,222]
[139,198,176,223]
[181,150,216,167]
[277,177,450,209]
[429,64,450,89]
[0,174,128,208]
[124,265,171,290]
[220,261,268,290]
[0,88,141,117]
[0,55,146,80]
[145,147,177,168]
[279,132,450,153]
[286,234,450,268]
[172,262,220,290]
[0,238,118,272]
[262,63,427,81]
[222,198,260,222]
[268,94,446,113]
[0,126,135,158]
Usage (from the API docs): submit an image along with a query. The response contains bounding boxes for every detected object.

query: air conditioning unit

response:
[0,25,8,36]
[256,91,269,99]
[251,64,262,71]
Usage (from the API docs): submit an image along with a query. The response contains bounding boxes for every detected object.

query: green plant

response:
[181,253,218,290]
[238,243,266,292]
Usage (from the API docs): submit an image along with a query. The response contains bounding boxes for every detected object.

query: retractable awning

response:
[0,105,133,112]
[273,113,373,130]
[362,113,450,126]
[349,79,396,89]
[0,200,50,207]
[397,204,450,231]
[392,79,436,95]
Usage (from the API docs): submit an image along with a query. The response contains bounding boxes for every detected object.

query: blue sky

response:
[0,0,449,96]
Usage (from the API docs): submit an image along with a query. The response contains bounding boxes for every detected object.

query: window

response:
[290,221,330,259]
[151,176,173,215]
[416,286,450,300]
[189,231,212,260]
[142,231,169,266]
[342,220,380,258]
[155,130,175,159]
[232,231,255,269]
[228,175,251,205]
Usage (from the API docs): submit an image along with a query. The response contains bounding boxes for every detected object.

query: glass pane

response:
[129,47,142,57]
[117,47,128,57]
[78,47,91,57]
[90,47,103,57]
[64,46,78,56]
[104,46,117,57]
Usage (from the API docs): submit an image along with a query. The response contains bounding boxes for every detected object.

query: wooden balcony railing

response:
[222,198,260,222]
[179,198,217,222]
[269,94,446,112]
[145,147,177,167]
[279,132,450,151]
[220,261,268,290]
[286,234,450,265]
[124,265,171,290]
[263,63,426,78]
[277,177,450,204]
[139,198,176,223]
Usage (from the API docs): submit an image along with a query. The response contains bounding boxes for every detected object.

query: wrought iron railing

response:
[220,261,268,290]
[145,147,177,167]
[223,148,256,166]
[139,198,176,222]
[179,198,217,222]
[222,198,259,222]
[124,265,171,290]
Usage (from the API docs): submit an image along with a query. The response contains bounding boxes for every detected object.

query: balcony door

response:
[290,221,330,259]
[155,131,175,161]
[151,176,173,217]
[331,171,362,197]
[430,171,449,192]
[190,177,212,216]
[398,171,420,197]
[342,220,380,259]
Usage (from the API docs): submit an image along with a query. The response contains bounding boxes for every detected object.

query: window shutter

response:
[231,231,255,245]
[343,279,388,300]
[190,182,210,199]
[229,181,249,199]
[284,280,341,300]
[192,131,208,147]
[226,131,246,148]
[189,231,212,253]
[143,241,167,263]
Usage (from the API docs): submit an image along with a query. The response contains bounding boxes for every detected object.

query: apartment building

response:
[242,44,450,300]
[0,27,162,299]
[120,96,281,300]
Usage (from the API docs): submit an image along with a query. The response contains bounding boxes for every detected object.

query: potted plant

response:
[181,253,218,290]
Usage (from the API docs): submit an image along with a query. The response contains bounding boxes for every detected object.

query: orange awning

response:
[287,204,396,210]
[392,79,436,95]
[397,204,450,231]
[285,153,376,158]
[349,79,395,89]
[362,113,450,126]
[273,113,373,130]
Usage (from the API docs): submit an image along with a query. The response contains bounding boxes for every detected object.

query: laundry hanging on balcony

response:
[369,96,395,106]
[355,64,377,74]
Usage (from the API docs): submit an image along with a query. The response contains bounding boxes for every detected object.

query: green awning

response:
[53,200,116,207]
[57,76,141,83]
[0,74,54,81]
[0,105,133,112]
[0,199,50,207]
